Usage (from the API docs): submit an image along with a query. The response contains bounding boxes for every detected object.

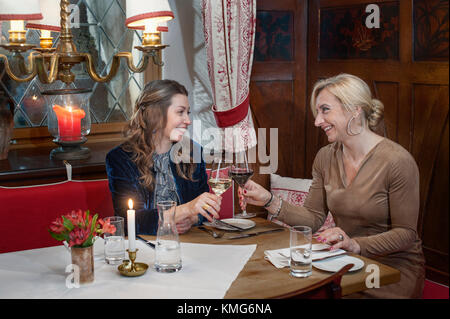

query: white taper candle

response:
[127,199,136,252]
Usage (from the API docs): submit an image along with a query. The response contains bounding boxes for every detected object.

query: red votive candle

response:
[53,104,86,141]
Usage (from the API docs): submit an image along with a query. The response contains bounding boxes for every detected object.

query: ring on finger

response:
[338,234,344,241]
[202,204,211,211]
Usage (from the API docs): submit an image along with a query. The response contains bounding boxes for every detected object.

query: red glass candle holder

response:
[42,87,92,160]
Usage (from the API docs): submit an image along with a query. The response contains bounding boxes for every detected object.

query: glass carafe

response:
[155,201,182,273]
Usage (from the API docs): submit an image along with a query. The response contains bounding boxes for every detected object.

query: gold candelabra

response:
[0,0,167,85]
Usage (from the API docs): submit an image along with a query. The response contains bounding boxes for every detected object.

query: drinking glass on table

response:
[230,151,256,218]
[103,216,125,265]
[290,226,312,278]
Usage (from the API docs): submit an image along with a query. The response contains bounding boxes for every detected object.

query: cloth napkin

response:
[264,247,347,269]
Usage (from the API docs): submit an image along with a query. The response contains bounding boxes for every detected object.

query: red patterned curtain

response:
[202,0,257,152]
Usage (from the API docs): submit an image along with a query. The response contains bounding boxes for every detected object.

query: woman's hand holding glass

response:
[238,180,272,208]
[187,192,222,222]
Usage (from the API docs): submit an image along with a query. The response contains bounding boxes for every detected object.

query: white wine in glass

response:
[208,158,232,196]
[208,178,232,196]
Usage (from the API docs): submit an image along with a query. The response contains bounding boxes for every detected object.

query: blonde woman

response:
[241,74,425,298]
[106,80,221,235]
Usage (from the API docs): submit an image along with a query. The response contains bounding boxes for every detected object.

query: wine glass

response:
[207,158,232,225]
[230,151,256,219]
[208,157,232,197]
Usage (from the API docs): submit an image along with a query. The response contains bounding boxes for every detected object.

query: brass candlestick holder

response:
[118,249,149,277]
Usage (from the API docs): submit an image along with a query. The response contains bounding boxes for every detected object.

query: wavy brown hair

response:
[121,80,197,191]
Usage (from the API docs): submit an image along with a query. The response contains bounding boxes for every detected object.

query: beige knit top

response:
[277,138,425,298]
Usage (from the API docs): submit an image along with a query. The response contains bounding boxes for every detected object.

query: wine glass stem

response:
[242,196,247,216]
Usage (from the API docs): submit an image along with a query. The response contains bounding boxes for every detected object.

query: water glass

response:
[104,216,125,265]
[155,201,182,273]
[289,226,312,278]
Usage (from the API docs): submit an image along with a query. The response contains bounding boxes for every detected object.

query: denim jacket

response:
[105,142,209,235]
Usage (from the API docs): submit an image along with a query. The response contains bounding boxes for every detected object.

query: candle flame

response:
[128,199,133,210]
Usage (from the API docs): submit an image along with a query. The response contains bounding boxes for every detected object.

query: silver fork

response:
[198,226,224,239]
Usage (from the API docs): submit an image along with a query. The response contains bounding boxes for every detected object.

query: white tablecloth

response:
[0,240,256,299]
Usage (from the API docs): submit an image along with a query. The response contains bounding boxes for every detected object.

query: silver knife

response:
[227,228,285,239]
[212,218,246,231]
[136,235,155,249]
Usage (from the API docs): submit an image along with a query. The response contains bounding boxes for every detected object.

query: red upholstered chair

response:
[422,280,449,299]
[272,263,354,299]
[206,168,234,219]
[0,180,114,253]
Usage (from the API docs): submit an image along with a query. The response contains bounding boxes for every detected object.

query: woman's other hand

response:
[186,192,221,222]
[239,180,272,207]
[313,227,361,254]
[176,217,193,234]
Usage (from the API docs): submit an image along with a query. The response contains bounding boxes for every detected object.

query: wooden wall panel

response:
[421,118,449,283]
[412,84,449,283]
[251,0,308,179]
[372,82,399,141]
[250,81,295,178]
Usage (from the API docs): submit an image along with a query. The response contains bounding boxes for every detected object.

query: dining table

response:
[154,216,401,298]
[0,217,400,299]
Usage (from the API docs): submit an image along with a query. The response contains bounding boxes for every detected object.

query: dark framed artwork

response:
[319,2,399,60]
[254,11,294,62]
[414,0,449,61]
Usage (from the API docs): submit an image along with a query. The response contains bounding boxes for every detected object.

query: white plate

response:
[203,218,256,231]
[312,243,330,251]
[312,255,364,272]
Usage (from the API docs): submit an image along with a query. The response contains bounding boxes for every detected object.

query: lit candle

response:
[10,20,25,32]
[41,30,51,38]
[127,199,136,252]
[143,21,161,46]
[9,20,26,44]
[52,104,85,141]
[40,29,53,49]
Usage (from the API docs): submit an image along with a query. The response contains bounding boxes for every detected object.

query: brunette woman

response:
[106,80,221,235]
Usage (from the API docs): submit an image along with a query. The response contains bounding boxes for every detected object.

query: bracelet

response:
[263,192,274,208]
[268,196,283,221]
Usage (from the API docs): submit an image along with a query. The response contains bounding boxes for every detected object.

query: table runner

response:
[0,240,256,299]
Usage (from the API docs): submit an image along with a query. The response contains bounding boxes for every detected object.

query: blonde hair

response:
[310,74,384,130]
[122,80,196,191]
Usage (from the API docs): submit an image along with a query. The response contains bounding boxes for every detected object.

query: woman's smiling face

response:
[314,88,353,143]
[163,93,191,142]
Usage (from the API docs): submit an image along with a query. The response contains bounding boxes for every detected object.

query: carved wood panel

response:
[250,0,308,179]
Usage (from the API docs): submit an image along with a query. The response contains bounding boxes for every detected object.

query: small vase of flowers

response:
[49,209,116,284]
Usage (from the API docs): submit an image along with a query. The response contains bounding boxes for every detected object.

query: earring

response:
[346,115,363,136]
